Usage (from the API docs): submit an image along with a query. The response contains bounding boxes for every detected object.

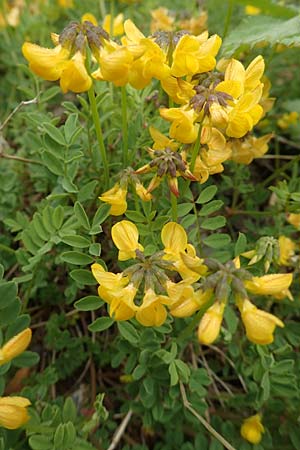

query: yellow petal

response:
[161,222,188,255]
[22,43,69,81]
[0,329,32,366]
[111,220,143,260]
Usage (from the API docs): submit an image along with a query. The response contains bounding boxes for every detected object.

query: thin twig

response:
[199,348,225,407]
[180,382,237,450]
[0,152,43,165]
[0,97,38,131]
[31,309,79,329]
[210,345,248,393]
[275,135,300,151]
[107,409,133,450]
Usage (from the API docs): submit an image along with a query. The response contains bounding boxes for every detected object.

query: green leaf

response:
[199,200,223,216]
[13,351,40,367]
[235,232,247,256]
[169,361,179,386]
[125,210,146,222]
[70,269,97,285]
[61,235,90,248]
[92,204,111,228]
[64,113,78,143]
[0,281,17,309]
[63,397,77,423]
[177,203,194,217]
[43,122,66,145]
[175,359,190,383]
[52,206,64,230]
[61,251,94,265]
[0,298,21,326]
[196,185,217,204]
[222,15,300,56]
[88,316,114,332]
[75,295,103,311]
[203,233,231,249]
[132,364,147,380]
[74,202,90,230]
[117,322,139,345]
[29,435,53,450]
[261,371,270,402]
[201,216,226,230]
[89,243,101,256]
[42,150,64,176]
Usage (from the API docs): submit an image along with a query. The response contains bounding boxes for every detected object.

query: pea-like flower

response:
[241,414,265,444]
[238,298,284,345]
[111,220,144,261]
[197,301,225,345]
[99,183,128,216]
[0,328,32,366]
[0,396,31,429]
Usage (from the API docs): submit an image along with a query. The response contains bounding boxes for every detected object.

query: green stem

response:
[171,192,178,222]
[88,84,109,188]
[223,0,234,39]
[121,85,129,167]
[110,0,115,36]
[260,155,300,188]
[190,126,202,172]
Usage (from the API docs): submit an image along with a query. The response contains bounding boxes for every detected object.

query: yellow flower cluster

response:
[91,221,292,345]
[0,328,32,430]
[92,221,207,326]
[241,414,265,444]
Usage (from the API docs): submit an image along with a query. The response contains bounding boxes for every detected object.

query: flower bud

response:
[198,302,225,345]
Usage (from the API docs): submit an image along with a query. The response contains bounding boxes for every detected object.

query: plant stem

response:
[110,0,115,36]
[171,192,178,221]
[0,152,43,165]
[190,126,202,172]
[121,86,129,166]
[88,84,109,188]
[223,0,234,39]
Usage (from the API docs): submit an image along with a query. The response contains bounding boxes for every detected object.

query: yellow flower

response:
[93,41,134,87]
[135,289,169,327]
[122,20,170,89]
[287,213,300,229]
[160,107,199,144]
[81,13,98,26]
[135,182,152,201]
[278,236,295,266]
[167,280,212,317]
[0,328,32,366]
[198,302,225,345]
[171,33,222,78]
[22,42,70,81]
[228,134,272,165]
[150,7,175,33]
[103,13,124,36]
[244,273,293,299]
[111,220,144,261]
[238,298,284,344]
[58,0,74,7]
[245,5,261,15]
[241,414,265,444]
[149,126,179,151]
[160,76,195,105]
[179,12,207,36]
[91,263,137,320]
[161,222,188,257]
[0,396,31,429]
[60,51,92,94]
[277,111,299,130]
[161,222,206,281]
[99,183,127,216]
